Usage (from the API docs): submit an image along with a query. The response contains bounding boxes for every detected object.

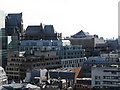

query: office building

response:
[6,51,61,81]
[5,13,24,52]
[67,30,106,57]
[92,64,120,89]
[57,45,86,68]
[0,11,7,67]
[19,40,62,53]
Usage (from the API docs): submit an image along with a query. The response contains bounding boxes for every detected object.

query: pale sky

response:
[0,0,119,39]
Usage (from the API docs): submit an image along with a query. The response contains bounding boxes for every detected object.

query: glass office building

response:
[0,11,7,67]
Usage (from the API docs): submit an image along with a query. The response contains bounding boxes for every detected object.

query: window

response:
[52,42,58,46]
[95,81,100,85]
[103,81,118,85]
[43,42,49,46]
[31,42,37,46]
[26,42,29,46]
[95,76,100,79]
[103,76,118,79]
[111,71,117,74]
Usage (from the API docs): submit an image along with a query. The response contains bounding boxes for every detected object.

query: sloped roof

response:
[25,25,43,35]
[76,30,89,36]
[71,30,89,38]
[44,25,54,34]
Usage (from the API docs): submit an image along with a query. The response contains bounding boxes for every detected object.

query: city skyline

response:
[0,0,119,39]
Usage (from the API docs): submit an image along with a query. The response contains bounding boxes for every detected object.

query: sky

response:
[0,0,119,39]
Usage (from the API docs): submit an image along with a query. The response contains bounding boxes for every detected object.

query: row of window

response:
[103,76,120,80]
[63,52,84,55]
[6,67,19,71]
[95,81,120,85]
[20,46,57,51]
[61,56,84,59]
[95,76,120,80]
[11,57,59,62]
[103,81,120,85]
[33,61,60,67]
[61,47,82,50]
[62,59,85,64]
[8,63,30,67]
[23,42,59,46]
[103,70,118,74]
[63,63,82,68]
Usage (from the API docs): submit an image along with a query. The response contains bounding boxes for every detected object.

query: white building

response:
[92,64,120,89]
[0,66,8,85]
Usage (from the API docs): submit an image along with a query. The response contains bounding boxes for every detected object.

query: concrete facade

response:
[6,51,61,81]
[92,65,120,89]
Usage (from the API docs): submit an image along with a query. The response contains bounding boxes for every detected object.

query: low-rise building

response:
[25,68,76,89]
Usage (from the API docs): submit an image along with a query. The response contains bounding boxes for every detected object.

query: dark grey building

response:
[0,11,7,68]
[24,24,62,40]
[5,13,23,36]
[5,13,24,52]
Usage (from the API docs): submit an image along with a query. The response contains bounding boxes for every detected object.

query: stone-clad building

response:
[6,51,61,81]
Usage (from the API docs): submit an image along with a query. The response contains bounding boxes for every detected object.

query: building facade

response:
[67,30,106,57]
[6,51,61,81]
[0,11,8,68]
[61,57,86,68]
[19,40,62,52]
[57,45,86,68]
[92,64,120,89]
